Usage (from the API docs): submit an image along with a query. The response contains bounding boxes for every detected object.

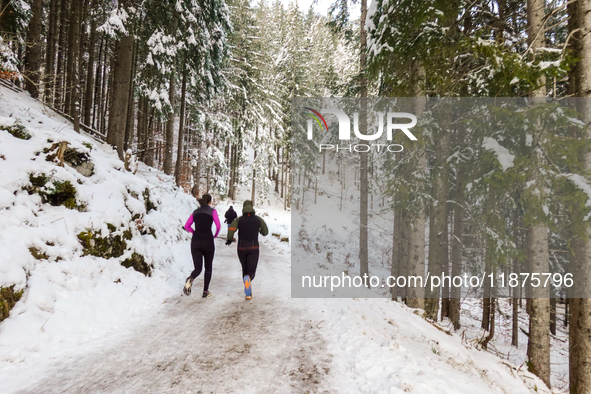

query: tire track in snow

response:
[18,240,333,394]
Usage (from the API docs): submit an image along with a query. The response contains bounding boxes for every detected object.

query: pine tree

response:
[569,1,591,392]
[0,0,30,79]
[525,0,551,387]
[23,0,42,97]
[106,0,135,159]
[359,0,369,281]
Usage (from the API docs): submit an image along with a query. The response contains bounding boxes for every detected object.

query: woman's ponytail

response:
[198,193,212,207]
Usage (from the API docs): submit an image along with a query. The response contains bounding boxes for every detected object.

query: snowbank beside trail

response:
[457,298,570,392]
[293,164,554,393]
[0,86,196,378]
[312,297,551,394]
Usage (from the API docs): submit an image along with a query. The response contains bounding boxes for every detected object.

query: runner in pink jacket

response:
[182,193,221,298]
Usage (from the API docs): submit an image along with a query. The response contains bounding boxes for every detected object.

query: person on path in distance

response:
[224,206,237,232]
[226,200,268,300]
[183,193,221,298]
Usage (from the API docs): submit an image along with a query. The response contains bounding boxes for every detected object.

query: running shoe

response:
[244,275,252,297]
[183,276,193,296]
[202,290,212,298]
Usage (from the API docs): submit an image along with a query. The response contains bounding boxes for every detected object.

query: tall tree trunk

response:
[77,0,88,110]
[145,107,155,167]
[107,1,134,159]
[163,73,176,175]
[192,139,202,198]
[137,95,148,162]
[570,1,591,392]
[441,209,451,319]
[399,213,410,302]
[124,39,137,151]
[525,0,551,388]
[233,142,239,200]
[136,95,145,161]
[175,69,188,187]
[405,195,425,308]
[285,147,290,203]
[55,0,70,109]
[391,201,403,300]
[482,248,492,331]
[68,0,81,132]
[512,298,519,347]
[527,223,550,387]
[252,127,258,204]
[228,143,235,199]
[24,0,43,98]
[512,207,521,347]
[280,146,285,200]
[449,167,464,329]
[406,80,427,309]
[45,0,60,103]
[359,0,369,280]
[425,109,450,321]
[275,144,280,193]
[286,150,291,210]
[64,0,77,115]
[549,297,557,335]
[100,47,113,135]
[569,238,591,393]
[144,97,151,161]
[84,13,97,126]
[423,0,460,322]
[206,142,211,193]
[482,298,496,349]
[93,36,104,129]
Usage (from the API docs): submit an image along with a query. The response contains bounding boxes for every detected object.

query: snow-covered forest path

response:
[18,239,332,394]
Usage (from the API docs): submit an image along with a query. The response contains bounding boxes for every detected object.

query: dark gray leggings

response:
[238,248,259,280]
[190,239,214,291]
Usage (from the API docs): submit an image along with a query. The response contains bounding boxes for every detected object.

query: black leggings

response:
[238,248,259,280]
[190,239,214,291]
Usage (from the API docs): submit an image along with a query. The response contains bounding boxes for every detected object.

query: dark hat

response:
[242,200,255,214]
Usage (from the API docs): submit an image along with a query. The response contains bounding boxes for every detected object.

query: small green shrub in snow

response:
[25,173,86,211]
[28,246,48,260]
[0,120,31,140]
[44,180,78,208]
[44,142,94,177]
[29,173,49,188]
[143,188,157,212]
[0,285,24,323]
[63,148,90,167]
[77,225,132,259]
[121,252,152,276]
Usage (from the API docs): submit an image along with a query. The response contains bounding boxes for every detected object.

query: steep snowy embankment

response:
[0,86,198,385]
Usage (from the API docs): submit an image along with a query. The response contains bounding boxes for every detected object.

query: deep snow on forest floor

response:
[454,298,570,392]
[293,154,570,393]
[0,85,558,393]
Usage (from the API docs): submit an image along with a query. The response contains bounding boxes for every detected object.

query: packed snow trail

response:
[6,231,551,394]
[18,239,333,394]
[0,84,552,394]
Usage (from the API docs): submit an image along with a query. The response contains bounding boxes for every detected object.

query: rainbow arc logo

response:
[303,107,328,132]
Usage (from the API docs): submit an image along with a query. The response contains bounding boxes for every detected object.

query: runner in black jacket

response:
[183,194,221,298]
[224,206,238,231]
[226,200,268,300]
